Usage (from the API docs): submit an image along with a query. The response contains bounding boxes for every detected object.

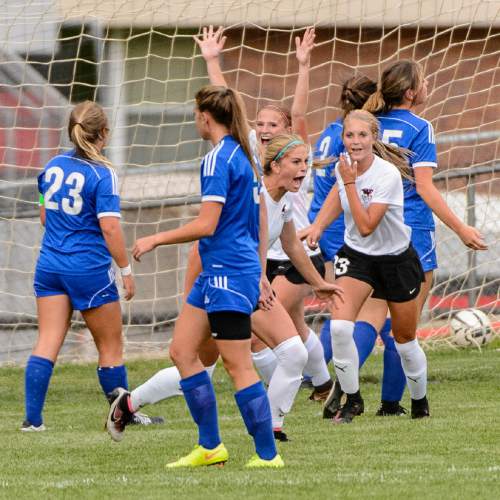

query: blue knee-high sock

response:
[25,355,54,426]
[379,318,406,402]
[180,370,221,450]
[97,365,128,400]
[235,381,277,461]
[353,321,378,368]
[320,320,332,364]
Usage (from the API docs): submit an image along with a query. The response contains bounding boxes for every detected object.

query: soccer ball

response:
[450,309,493,347]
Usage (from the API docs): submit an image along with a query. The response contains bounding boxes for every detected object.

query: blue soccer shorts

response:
[410,229,438,273]
[34,266,120,311]
[187,273,260,316]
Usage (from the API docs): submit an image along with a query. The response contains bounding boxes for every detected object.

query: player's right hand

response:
[122,274,135,301]
[132,235,157,261]
[298,224,322,250]
[193,25,227,61]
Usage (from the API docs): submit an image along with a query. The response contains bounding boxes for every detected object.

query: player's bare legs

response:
[32,295,73,362]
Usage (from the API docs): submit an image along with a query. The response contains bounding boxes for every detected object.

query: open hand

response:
[295,27,315,66]
[312,280,344,311]
[122,274,135,301]
[194,25,227,61]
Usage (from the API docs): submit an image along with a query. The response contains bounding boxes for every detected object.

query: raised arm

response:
[194,25,228,87]
[291,27,315,141]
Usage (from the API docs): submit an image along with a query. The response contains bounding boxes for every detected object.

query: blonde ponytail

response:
[68,101,113,169]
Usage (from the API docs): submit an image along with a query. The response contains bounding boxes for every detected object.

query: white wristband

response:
[120,264,132,276]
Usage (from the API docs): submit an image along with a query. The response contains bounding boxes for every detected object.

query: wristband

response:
[344,181,356,186]
[120,264,132,276]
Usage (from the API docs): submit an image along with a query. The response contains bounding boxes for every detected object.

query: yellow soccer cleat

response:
[166,443,228,468]
[245,453,285,468]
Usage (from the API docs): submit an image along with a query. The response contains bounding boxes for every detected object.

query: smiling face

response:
[342,117,376,167]
[255,108,291,146]
[271,144,309,193]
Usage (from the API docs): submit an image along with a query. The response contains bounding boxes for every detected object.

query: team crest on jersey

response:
[361,188,374,203]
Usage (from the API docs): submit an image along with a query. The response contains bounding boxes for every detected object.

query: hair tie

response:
[273,139,305,162]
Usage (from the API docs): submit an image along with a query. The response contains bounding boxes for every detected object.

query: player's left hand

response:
[258,275,276,311]
[295,27,315,66]
[458,224,488,251]
[338,152,357,184]
[312,280,344,310]
[132,235,157,262]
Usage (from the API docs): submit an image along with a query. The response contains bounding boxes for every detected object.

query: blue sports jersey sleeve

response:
[410,122,437,168]
[200,146,230,204]
[95,168,121,218]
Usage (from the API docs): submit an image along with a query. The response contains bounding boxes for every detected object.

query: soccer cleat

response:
[20,420,46,432]
[322,378,345,419]
[166,443,228,468]
[245,453,285,468]
[309,379,333,402]
[129,411,165,426]
[332,394,364,424]
[411,396,430,419]
[300,376,314,389]
[375,401,408,416]
[106,387,133,442]
[273,429,289,442]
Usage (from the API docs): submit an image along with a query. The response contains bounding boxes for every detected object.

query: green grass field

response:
[1,344,499,499]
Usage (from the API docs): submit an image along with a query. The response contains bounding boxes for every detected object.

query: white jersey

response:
[261,182,294,249]
[336,155,411,256]
[267,168,321,260]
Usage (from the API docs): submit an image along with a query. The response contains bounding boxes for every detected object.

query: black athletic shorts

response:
[334,244,425,303]
[266,253,326,285]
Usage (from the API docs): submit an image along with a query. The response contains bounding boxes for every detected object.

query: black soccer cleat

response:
[332,393,364,424]
[411,396,430,419]
[273,429,290,442]
[322,378,345,419]
[309,378,333,402]
[375,400,408,417]
[106,387,134,442]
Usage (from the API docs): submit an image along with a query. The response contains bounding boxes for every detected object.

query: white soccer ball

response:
[450,308,493,347]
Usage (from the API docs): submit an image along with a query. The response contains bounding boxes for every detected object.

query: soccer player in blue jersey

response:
[22,101,136,432]
[109,85,284,468]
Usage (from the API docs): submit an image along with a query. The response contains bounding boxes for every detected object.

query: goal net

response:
[1,0,499,364]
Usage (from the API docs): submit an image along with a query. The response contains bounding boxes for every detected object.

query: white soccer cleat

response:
[20,421,46,432]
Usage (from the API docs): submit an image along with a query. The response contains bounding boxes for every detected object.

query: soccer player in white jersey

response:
[23,101,136,431]
[304,110,430,423]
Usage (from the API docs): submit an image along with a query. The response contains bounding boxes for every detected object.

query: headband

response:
[273,139,305,162]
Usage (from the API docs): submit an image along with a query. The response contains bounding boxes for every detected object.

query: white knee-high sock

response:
[130,363,216,411]
[395,339,427,400]
[303,329,331,387]
[330,320,359,394]
[267,336,308,429]
[252,347,278,385]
